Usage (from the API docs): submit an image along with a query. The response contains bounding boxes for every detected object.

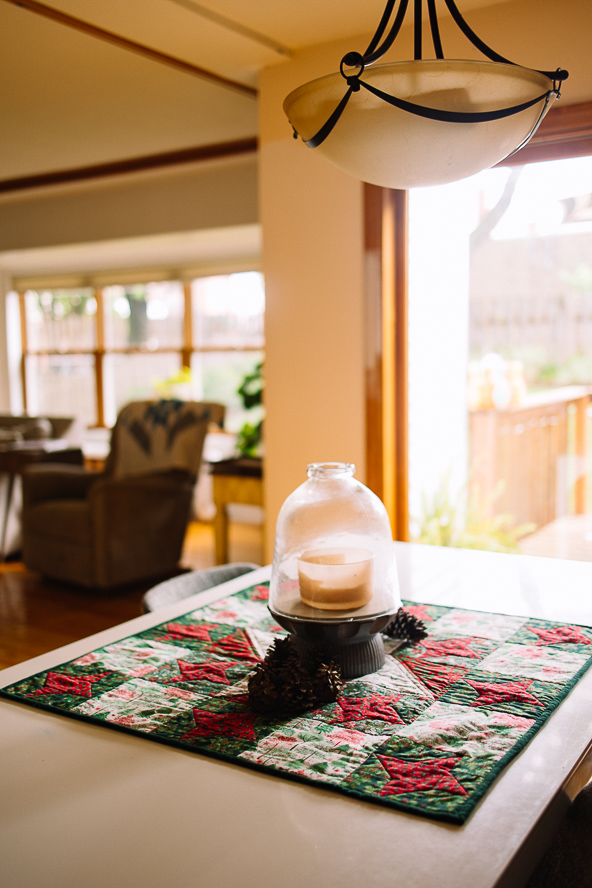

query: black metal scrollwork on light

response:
[293,0,568,151]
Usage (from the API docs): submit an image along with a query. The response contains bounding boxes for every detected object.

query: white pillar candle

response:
[298,548,374,610]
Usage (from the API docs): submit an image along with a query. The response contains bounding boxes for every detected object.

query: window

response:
[407,155,592,555]
[19,271,264,432]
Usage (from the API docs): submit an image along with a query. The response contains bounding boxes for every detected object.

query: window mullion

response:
[18,292,28,414]
[94,287,105,427]
[182,280,193,369]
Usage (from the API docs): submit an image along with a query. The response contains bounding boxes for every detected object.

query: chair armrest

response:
[22,464,106,507]
[89,468,192,500]
[88,469,194,516]
[88,469,194,528]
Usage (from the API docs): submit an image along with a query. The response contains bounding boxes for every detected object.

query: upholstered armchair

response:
[22,399,225,589]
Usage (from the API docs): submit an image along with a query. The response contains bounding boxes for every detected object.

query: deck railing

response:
[469,386,591,531]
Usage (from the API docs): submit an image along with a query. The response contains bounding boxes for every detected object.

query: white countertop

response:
[2,543,592,888]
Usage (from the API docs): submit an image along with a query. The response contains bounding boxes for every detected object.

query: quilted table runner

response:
[2,581,592,825]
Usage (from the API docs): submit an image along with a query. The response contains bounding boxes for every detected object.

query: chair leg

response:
[0,473,15,562]
[214,505,229,565]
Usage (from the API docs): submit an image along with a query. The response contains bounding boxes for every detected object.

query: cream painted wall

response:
[260,139,365,558]
[260,41,367,559]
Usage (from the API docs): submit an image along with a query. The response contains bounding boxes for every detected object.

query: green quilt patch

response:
[2,582,592,824]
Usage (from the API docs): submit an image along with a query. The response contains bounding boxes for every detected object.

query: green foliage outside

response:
[471,261,592,393]
[414,474,535,553]
[537,353,592,388]
[235,361,264,457]
[35,288,95,318]
[470,345,592,393]
[561,262,592,294]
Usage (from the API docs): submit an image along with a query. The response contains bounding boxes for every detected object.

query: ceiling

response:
[0,0,512,183]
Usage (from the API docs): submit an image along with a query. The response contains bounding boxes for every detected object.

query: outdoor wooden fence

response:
[469,386,591,531]
[470,293,592,365]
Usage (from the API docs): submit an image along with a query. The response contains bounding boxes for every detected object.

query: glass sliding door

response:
[407,154,592,559]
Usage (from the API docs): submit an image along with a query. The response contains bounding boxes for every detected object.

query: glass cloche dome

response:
[269,463,400,677]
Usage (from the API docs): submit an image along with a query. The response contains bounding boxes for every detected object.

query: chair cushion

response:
[109,400,216,479]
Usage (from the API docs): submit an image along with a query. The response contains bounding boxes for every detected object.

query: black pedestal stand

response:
[269,607,395,680]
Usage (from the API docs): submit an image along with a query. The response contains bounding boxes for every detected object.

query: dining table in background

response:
[209,455,263,564]
[0,439,84,559]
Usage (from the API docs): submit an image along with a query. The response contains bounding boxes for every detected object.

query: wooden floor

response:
[0,520,264,671]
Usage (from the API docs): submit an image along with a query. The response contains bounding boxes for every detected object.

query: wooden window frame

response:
[18,273,264,428]
[364,100,592,540]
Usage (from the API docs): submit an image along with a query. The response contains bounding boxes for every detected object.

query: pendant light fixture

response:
[283,0,568,189]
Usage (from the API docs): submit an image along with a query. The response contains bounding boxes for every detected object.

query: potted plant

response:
[236,361,264,458]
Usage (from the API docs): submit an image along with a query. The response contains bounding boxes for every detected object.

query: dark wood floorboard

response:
[0,564,151,669]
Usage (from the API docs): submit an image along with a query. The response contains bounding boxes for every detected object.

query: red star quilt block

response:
[377,754,468,798]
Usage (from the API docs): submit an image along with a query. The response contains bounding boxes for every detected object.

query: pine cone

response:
[311,659,344,706]
[248,638,343,714]
[247,637,295,713]
[247,662,281,712]
[384,607,428,642]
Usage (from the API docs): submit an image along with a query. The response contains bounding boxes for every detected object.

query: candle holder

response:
[269,463,400,678]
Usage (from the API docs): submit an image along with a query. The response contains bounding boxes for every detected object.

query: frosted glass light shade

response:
[284,59,556,189]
